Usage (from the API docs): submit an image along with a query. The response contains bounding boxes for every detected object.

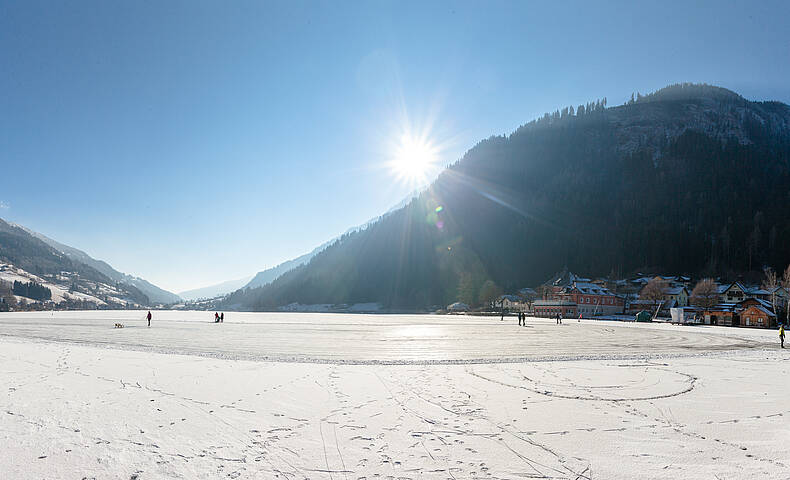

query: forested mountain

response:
[222,84,790,311]
[0,218,151,306]
[242,189,422,291]
[244,247,324,290]
[14,224,180,304]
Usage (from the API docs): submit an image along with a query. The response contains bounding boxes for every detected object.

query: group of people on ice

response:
[516,312,565,325]
[515,312,564,326]
[144,310,226,326]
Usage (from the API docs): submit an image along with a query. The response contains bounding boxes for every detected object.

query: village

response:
[452,268,790,329]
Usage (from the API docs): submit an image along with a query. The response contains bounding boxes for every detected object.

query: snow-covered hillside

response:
[0,263,143,309]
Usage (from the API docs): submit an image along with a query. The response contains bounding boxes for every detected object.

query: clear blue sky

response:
[1,0,789,293]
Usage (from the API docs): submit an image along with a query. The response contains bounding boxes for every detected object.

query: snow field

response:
[1,311,789,479]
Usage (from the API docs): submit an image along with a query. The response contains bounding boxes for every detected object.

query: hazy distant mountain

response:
[223,84,790,311]
[12,224,180,304]
[0,218,151,306]
[241,190,422,291]
[178,276,253,301]
[245,246,326,290]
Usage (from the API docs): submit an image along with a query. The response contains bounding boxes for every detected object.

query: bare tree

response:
[691,278,719,311]
[517,289,537,313]
[640,278,669,311]
[478,280,503,309]
[762,267,779,314]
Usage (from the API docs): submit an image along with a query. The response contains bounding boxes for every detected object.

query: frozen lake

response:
[2,311,789,479]
[0,310,776,363]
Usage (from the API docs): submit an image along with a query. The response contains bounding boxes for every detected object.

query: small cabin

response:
[737,298,776,328]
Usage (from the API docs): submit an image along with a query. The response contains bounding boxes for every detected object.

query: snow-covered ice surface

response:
[0,311,776,364]
[1,312,789,479]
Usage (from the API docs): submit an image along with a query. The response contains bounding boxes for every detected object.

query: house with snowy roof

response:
[497,294,523,311]
[544,268,591,288]
[699,297,776,328]
[747,286,789,310]
[737,298,776,328]
[718,282,749,304]
[715,282,788,313]
[554,281,625,316]
[446,302,469,313]
[665,286,689,307]
[701,303,740,326]
[770,286,789,310]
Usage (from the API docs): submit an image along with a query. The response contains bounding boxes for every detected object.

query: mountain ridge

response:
[12,223,181,304]
[0,218,151,307]
[238,189,423,292]
[221,83,790,311]
[178,276,253,301]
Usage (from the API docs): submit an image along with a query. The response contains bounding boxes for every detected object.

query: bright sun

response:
[390,134,438,184]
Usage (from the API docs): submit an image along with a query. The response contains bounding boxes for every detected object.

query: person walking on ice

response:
[780,325,785,349]
[147,310,152,327]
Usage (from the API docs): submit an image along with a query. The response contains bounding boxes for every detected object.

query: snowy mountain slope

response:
[0,218,150,307]
[0,262,143,307]
[11,223,180,304]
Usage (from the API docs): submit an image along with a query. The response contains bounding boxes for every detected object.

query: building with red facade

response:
[538,270,625,317]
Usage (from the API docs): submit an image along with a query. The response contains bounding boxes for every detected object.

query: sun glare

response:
[390,134,438,184]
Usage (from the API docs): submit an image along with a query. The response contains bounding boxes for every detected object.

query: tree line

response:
[12,280,52,301]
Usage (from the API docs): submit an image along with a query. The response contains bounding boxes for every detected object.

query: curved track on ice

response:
[0,311,776,364]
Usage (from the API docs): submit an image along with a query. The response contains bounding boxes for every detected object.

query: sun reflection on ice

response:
[392,325,443,337]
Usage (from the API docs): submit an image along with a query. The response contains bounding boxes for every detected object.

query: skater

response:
[220,312,224,323]
[147,310,151,327]
[780,325,785,349]
[559,313,562,324]
[214,312,219,323]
